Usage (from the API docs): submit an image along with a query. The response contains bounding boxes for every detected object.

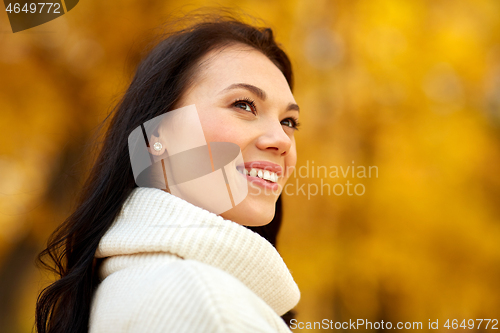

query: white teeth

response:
[271,173,278,182]
[242,168,278,183]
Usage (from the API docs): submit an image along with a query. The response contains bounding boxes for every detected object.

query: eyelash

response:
[231,97,301,130]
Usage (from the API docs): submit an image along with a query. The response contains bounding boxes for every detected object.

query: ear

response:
[149,133,165,156]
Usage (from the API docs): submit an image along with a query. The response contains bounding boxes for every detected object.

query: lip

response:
[236,161,283,176]
[237,172,280,191]
[235,161,282,192]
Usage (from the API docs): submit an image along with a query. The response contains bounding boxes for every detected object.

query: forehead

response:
[191,43,294,101]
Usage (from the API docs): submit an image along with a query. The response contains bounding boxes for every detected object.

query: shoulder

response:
[89,259,290,333]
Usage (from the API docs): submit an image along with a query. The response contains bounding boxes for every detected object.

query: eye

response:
[281,117,300,130]
[232,97,257,114]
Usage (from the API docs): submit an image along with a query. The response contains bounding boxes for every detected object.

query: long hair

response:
[35,11,295,333]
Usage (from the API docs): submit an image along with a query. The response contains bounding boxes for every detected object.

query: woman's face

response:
[172,43,299,226]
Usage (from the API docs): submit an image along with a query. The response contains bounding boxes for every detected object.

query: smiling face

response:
[171,43,300,226]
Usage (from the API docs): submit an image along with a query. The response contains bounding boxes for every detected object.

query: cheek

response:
[199,110,248,147]
[284,142,297,178]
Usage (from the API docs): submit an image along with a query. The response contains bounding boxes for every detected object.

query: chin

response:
[219,196,276,226]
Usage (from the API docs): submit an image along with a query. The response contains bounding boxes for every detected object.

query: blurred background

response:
[1,0,499,332]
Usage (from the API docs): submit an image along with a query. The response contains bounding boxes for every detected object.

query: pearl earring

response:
[153,142,163,152]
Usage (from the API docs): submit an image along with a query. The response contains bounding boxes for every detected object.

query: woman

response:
[36,12,301,333]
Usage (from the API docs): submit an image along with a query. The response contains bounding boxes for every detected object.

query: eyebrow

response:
[219,83,300,113]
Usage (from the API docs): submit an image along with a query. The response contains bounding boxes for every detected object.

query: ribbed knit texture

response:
[89,187,300,332]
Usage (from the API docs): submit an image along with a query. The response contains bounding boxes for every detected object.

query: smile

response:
[236,167,279,183]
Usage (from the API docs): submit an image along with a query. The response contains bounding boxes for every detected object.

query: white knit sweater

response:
[89,187,300,332]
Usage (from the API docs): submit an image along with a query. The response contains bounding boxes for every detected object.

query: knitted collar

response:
[95,187,300,316]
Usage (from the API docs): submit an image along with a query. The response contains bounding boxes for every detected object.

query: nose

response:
[255,119,292,156]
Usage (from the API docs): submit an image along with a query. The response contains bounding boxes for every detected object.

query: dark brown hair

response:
[35,10,295,333]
